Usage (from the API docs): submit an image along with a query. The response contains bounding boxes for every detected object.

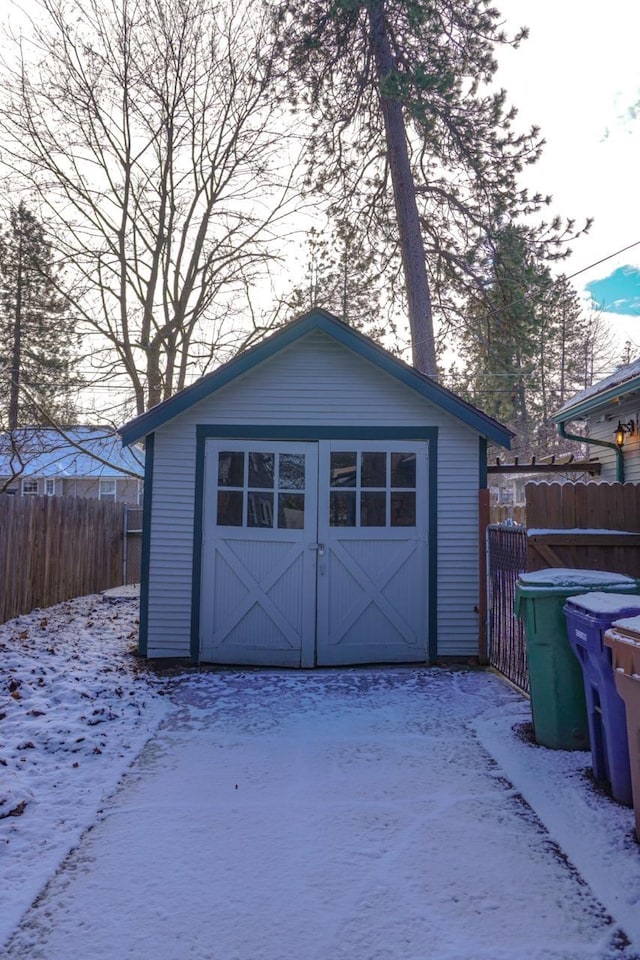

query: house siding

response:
[146,331,481,659]
[0,475,140,504]
[587,399,640,482]
[59,477,141,505]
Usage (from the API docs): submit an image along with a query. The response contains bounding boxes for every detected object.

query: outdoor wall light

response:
[615,420,635,448]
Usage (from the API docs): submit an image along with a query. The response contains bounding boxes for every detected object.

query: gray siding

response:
[146,330,482,658]
[587,398,640,482]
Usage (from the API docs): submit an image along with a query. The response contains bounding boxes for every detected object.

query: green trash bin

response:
[514,569,639,750]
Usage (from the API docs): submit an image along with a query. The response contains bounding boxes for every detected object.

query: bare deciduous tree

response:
[0,0,298,414]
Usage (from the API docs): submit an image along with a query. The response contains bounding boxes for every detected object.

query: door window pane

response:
[218,452,244,487]
[360,492,386,527]
[329,447,419,527]
[217,490,243,526]
[361,452,386,487]
[330,491,356,526]
[278,493,305,529]
[391,453,416,488]
[330,452,356,487]
[391,492,416,526]
[279,454,305,490]
[247,491,274,527]
[248,452,274,489]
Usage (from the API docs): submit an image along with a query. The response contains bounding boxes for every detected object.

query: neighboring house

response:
[0,426,144,505]
[553,358,640,483]
[121,308,513,668]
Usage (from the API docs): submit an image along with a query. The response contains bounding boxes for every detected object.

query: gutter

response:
[556,420,624,483]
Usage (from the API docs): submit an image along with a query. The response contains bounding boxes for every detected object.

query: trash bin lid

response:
[519,568,636,588]
[515,568,639,603]
[564,591,640,620]
[610,613,640,636]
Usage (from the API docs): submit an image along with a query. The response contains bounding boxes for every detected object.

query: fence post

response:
[478,488,490,664]
[123,505,128,586]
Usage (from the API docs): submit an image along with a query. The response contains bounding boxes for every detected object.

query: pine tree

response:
[272,0,586,374]
[456,226,543,454]
[0,202,78,428]
[283,219,392,341]
[454,225,611,457]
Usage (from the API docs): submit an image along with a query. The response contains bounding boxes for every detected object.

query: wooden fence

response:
[124,507,143,586]
[0,495,141,625]
[525,482,640,577]
[489,503,526,526]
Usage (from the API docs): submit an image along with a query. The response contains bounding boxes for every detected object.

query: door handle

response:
[309,543,325,556]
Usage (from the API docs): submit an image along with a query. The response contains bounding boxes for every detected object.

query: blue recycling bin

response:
[564,592,640,806]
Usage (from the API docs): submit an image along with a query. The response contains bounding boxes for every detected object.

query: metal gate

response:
[487,524,529,693]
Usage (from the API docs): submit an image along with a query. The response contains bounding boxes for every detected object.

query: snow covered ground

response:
[0,592,170,948]
[1,593,640,959]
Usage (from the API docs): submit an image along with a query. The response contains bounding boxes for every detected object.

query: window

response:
[329,451,416,528]
[216,451,306,530]
[22,479,38,496]
[45,478,56,496]
[99,478,117,502]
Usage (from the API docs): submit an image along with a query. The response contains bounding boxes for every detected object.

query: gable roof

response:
[120,309,513,448]
[553,357,640,422]
[0,426,144,479]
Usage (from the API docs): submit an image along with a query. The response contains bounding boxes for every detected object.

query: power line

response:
[565,239,640,281]
[400,238,640,357]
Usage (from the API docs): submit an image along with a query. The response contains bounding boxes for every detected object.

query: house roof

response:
[120,309,513,448]
[0,427,144,479]
[553,357,640,422]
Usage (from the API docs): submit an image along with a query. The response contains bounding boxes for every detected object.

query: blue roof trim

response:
[120,309,513,449]
[553,356,640,422]
[552,378,640,423]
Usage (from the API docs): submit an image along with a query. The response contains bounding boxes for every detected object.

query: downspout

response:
[557,420,625,483]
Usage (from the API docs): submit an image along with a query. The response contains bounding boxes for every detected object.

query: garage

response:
[119,308,512,666]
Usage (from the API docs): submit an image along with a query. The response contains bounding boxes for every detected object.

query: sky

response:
[3,0,640,374]
[496,0,640,351]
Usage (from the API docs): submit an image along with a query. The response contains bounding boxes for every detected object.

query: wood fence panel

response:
[0,495,128,625]
[124,507,142,584]
[489,504,526,525]
[525,482,640,577]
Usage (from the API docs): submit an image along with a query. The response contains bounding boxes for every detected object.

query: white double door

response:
[200,439,428,667]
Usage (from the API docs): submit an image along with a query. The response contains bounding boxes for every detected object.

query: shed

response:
[120,309,512,667]
[553,357,640,483]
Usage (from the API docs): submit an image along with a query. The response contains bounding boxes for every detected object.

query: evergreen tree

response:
[453,225,611,457]
[0,202,78,428]
[455,226,544,454]
[283,219,391,341]
[272,0,586,374]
